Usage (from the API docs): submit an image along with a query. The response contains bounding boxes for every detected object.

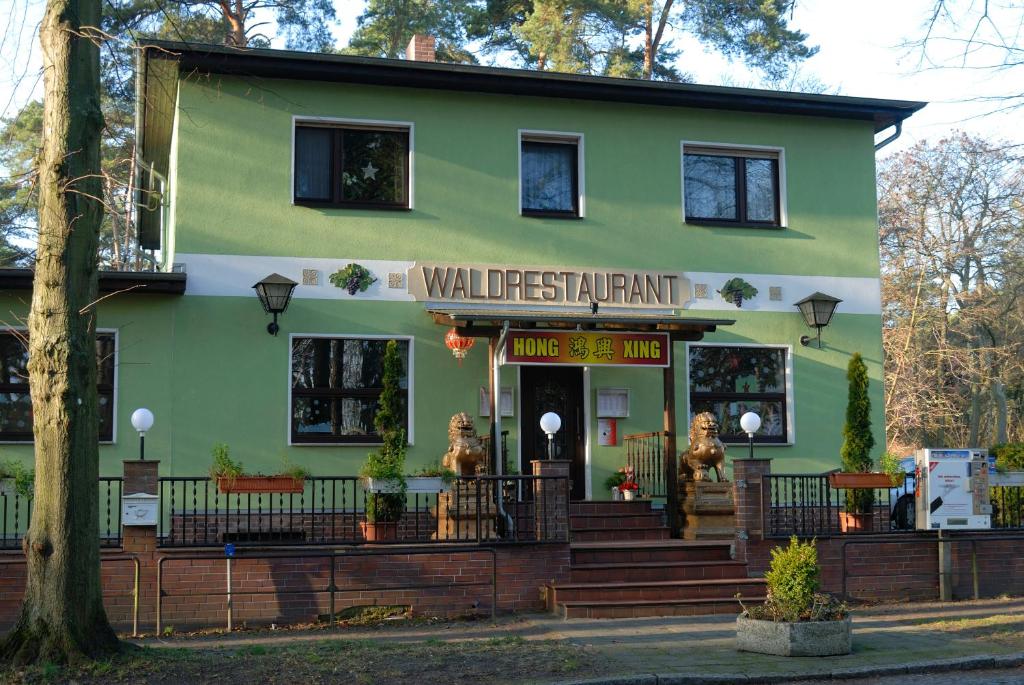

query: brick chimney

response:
[406,34,436,63]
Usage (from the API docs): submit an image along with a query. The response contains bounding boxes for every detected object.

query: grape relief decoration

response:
[717,277,758,308]
[329,263,378,295]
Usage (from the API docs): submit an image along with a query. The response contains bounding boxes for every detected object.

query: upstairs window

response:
[290,337,411,444]
[294,124,410,209]
[683,146,781,227]
[0,331,116,442]
[520,134,582,218]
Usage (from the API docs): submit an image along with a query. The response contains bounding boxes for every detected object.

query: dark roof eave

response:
[0,269,187,295]
[144,41,925,133]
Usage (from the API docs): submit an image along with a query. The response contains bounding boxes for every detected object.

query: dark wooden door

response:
[520,366,585,498]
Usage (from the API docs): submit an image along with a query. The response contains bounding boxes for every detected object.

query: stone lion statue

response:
[680,412,728,482]
[442,412,487,476]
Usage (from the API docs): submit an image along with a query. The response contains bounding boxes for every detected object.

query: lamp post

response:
[253,273,298,336]
[131,408,154,461]
[740,411,761,460]
[794,292,842,348]
[539,412,562,460]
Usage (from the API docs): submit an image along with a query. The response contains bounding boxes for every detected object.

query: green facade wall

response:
[0,72,887,494]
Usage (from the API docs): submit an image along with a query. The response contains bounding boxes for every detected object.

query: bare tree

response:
[0,0,120,663]
[878,133,1024,451]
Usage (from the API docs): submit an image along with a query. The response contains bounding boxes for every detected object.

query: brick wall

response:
[0,543,569,633]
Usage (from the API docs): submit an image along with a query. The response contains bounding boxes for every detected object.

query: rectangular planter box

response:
[736,615,852,656]
[364,477,451,494]
[217,476,305,494]
[828,472,896,489]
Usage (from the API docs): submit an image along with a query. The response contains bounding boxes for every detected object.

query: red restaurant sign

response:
[502,330,671,367]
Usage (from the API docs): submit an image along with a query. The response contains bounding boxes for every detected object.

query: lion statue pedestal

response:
[434,413,496,541]
[678,412,736,540]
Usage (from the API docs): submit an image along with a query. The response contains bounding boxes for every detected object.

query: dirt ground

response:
[0,635,597,685]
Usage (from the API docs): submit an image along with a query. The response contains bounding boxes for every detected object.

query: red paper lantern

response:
[444,327,475,364]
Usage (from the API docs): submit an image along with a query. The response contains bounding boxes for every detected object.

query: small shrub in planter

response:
[406,461,457,493]
[0,459,33,498]
[210,445,308,493]
[836,353,877,531]
[737,537,851,657]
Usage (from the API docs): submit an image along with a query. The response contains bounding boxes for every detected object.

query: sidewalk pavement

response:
[137,597,1024,684]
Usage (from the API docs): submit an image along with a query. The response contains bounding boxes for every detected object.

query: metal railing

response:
[624,431,666,498]
[763,472,916,538]
[0,476,123,549]
[480,430,510,474]
[159,474,568,547]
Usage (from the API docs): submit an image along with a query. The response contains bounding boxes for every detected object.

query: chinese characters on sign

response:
[502,330,671,367]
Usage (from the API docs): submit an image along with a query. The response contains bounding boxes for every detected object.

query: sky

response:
[1,0,1023,154]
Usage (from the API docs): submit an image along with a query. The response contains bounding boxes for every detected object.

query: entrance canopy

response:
[428,306,734,536]
[426,307,735,340]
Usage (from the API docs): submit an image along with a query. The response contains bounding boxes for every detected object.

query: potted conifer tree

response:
[360,340,407,541]
[828,353,884,532]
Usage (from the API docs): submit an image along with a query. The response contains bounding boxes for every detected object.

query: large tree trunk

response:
[0,0,119,664]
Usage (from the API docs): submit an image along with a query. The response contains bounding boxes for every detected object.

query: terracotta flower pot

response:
[828,472,896,489]
[360,520,399,542]
[217,476,305,494]
[838,511,874,533]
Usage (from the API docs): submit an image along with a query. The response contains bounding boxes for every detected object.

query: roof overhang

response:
[0,269,187,295]
[138,40,925,135]
[428,307,734,341]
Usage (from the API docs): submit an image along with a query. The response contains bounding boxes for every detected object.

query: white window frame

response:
[291,116,415,209]
[518,129,586,218]
[680,140,787,227]
[0,327,118,445]
[287,333,415,447]
[683,341,795,446]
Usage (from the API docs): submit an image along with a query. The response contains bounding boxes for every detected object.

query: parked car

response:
[889,457,917,530]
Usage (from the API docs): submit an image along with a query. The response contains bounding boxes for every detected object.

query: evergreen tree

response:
[841,353,876,514]
[345,0,478,63]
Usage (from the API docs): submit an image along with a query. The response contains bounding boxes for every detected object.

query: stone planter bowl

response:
[736,614,852,656]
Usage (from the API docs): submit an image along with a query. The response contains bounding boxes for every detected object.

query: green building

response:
[0,39,923,500]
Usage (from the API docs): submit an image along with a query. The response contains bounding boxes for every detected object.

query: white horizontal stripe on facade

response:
[177,253,881,315]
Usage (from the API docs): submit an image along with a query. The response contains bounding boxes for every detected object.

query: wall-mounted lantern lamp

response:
[253,273,298,336]
[794,292,842,348]
[540,412,562,460]
[131,407,154,461]
[739,411,761,460]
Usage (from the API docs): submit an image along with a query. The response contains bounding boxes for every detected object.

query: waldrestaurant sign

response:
[408,263,689,309]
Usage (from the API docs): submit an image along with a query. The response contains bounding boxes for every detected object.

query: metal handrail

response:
[156,545,498,634]
[0,554,141,637]
[839,533,1024,600]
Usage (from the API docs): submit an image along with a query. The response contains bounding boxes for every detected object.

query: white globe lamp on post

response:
[539,412,562,460]
[739,411,761,460]
[131,408,155,461]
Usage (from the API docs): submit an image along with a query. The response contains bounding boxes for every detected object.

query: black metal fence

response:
[0,476,123,549]
[765,472,1024,538]
[764,472,916,537]
[624,431,666,498]
[158,474,568,547]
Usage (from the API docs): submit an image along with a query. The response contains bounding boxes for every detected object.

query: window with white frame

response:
[0,330,116,442]
[688,344,788,443]
[290,337,410,444]
[520,133,582,217]
[683,145,781,227]
[294,123,410,208]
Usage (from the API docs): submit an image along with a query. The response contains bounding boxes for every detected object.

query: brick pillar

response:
[122,460,159,628]
[532,460,570,542]
[732,458,772,563]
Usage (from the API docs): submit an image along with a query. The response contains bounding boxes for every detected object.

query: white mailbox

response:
[915,448,991,530]
[122,492,159,526]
